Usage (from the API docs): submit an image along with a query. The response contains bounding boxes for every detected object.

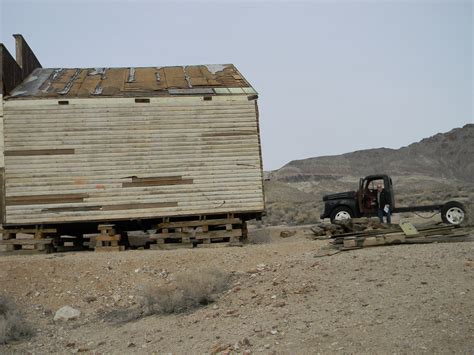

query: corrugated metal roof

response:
[7,64,257,99]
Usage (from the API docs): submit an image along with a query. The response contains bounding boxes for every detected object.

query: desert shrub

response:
[0,295,33,344]
[144,268,229,314]
[107,268,230,323]
[142,268,230,315]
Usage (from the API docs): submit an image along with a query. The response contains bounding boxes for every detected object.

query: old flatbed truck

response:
[320,174,466,225]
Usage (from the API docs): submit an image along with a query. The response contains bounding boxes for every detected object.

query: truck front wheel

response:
[330,206,354,224]
[441,201,466,225]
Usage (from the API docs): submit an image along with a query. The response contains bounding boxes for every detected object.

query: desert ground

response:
[1,218,473,354]
[2,124,473,353]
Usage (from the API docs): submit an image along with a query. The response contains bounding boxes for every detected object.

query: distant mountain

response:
[271,124,474,183]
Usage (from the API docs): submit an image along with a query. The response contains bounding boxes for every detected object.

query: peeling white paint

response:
[204,64,228,74]
[183,66,192,88]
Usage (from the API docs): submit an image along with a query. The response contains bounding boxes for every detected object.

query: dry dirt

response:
[1,225,473,354]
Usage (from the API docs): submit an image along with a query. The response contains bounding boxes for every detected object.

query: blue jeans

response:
[378,208,391,224]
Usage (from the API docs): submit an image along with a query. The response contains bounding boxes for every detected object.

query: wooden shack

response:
[0,35,264,250]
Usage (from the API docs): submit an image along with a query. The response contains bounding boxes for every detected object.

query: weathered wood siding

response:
[3,95,264,225]
[0,94,5,224]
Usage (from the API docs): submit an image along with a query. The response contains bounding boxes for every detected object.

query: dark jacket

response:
[376,189,391,209]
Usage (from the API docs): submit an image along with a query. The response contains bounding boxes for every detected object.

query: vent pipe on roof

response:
[13,34,42,76]
[0,34,42,96]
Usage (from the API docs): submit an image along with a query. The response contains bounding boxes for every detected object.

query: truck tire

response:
[441,201,466,225]
[330,206,354,224]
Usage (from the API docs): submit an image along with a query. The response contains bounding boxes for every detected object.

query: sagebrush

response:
[143,268,230,314]
[107,268,230,323]
[0,295,33,344]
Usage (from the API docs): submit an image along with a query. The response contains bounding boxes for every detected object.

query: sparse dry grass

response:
[263,201,323,226]
[0,295,33,344]
[106,268,231,323]
[143,268,229,314]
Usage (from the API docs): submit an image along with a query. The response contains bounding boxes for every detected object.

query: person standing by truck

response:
[376,183,392,224]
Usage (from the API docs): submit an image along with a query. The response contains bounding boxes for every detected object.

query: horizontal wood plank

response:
[6,193,88,206]
[3,97,264,225]
[102,202,178,211]
[122,178,193,188]
[5,149,75,156]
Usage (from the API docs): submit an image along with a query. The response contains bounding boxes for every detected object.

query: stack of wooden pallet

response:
[0,227,55,253]
[150,216,244,249]
[94,224,125,252]
[331,223,472,251]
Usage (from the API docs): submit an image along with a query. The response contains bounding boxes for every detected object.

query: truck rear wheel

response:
[441,201,466,225]
[330,206,353,224]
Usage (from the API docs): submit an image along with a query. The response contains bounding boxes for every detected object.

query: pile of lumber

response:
[311,218,392,239]
[330,223,472,251]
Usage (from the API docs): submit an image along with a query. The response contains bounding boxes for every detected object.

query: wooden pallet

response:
[1,227,56,240]
[0,237,54,253]
[150,215,244,249]
[0,227,56,253]
[94,224,124,252]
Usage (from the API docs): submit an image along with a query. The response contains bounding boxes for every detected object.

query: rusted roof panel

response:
[7,64,255,99]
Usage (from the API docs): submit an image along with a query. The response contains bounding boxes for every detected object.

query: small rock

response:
[280,230,296,238]
[210,343,230,354]
[53,306,81,321]
[270,330,278,335]
[112,294,121,303]
[264,343,271,349]
[127,342,136,348]
[84,296,97,303]
[240,337,251,346]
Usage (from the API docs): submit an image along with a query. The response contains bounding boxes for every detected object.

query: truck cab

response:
[320,174,394,222]
[357,175,395,217]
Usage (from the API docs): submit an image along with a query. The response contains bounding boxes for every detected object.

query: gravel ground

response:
[1,225,473,354]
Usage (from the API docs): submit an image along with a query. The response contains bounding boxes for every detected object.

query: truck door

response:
[359,178,378,216]
[384,176,395,209]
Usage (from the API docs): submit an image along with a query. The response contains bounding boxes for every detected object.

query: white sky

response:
[1,0,472,170]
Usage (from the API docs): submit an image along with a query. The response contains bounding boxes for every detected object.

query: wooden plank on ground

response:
[150,243,193,250]
[400,222,419,236]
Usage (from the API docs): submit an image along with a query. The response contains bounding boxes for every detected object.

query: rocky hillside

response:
[271,124,474,183]
[263,124,474,226]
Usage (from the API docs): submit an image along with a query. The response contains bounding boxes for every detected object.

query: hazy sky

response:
[1,0,472,170]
